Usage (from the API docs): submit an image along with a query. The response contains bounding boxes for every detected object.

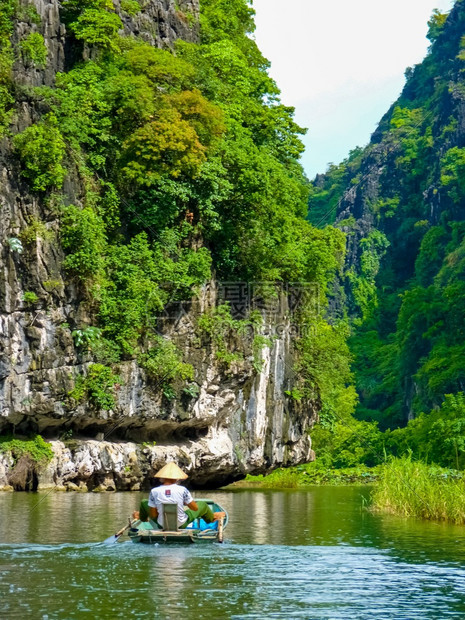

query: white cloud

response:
[252,0,455,176]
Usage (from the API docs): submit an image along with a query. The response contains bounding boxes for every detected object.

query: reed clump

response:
[371,457,465,524]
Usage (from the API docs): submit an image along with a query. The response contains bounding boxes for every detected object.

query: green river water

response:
[1,486,465,619]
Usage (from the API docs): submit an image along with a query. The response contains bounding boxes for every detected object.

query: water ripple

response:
[2,488,465,618]
[1,542,465,619]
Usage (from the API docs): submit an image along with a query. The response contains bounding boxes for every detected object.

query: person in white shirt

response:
[133,462,225,529]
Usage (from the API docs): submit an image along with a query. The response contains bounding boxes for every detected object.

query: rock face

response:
[0,283,316,489]
[0,0,316,490]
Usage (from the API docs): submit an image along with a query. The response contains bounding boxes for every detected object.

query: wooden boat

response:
[127,499,228,544]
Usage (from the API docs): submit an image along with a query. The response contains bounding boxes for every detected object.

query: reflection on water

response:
[1,487,465,618]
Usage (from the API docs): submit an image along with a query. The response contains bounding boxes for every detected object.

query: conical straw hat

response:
[154,462,188,480]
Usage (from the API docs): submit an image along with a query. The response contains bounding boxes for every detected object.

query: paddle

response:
[218,516,224,543]
[103,518,133,544]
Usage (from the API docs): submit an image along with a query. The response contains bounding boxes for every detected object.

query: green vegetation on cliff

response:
[0,0,15,134]
[309,2,465,438]
[0,434,54,465]
[0,434,54,491]
[4,0,352,413]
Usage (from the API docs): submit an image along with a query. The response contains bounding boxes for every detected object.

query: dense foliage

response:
[0,0,15,134]
[307,147,364,228]
[5,0,350,412]
[0,434,54,464]
[309,1,465,440]
[68,363,121,410]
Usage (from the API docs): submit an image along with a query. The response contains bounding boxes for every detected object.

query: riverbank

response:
[228,462,380,488]
[233,458,465,526]
[3,436,465,527]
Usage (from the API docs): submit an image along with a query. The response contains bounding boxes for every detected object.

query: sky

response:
[252,0,455,178]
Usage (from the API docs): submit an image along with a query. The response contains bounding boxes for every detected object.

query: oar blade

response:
[103,533,119,544]
[103,520,132,544]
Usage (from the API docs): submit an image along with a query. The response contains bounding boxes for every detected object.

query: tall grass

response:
[371,457,465,524]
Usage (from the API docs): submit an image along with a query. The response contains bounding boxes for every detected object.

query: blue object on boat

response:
[186,518,218,531]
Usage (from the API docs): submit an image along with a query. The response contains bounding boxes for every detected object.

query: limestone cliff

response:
[0,0,317,490]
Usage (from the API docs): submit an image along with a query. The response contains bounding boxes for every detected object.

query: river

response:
[1,486,465,618]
